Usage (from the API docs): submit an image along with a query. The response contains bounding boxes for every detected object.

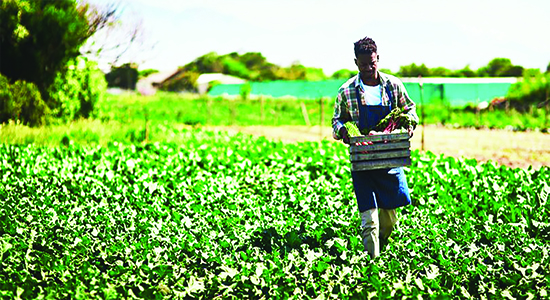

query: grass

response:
[0,119,193,147]
[1,91,548,147]
[97,92,332,127]
[97,92,549,131]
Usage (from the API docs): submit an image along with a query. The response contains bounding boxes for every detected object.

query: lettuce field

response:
[1,129,549,299]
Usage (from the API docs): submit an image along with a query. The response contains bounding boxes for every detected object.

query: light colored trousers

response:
[360,208,397,258]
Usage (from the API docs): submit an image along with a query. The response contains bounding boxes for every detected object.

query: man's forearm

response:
[332,119,346,140]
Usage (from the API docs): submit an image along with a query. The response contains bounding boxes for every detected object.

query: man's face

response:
[355,52,379,80]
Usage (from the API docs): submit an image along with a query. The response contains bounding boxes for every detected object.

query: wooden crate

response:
[349,133,411,171]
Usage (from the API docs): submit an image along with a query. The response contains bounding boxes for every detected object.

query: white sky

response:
[86,0,550,75]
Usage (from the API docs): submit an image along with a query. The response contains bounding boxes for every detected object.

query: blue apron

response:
[351,86,411,212]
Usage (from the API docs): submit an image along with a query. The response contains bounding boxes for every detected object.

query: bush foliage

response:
[47,56,107,122]
[0,0,115,126]
[0,0,90,93]
[0,74,49,127]
[507,73,550,109]
[105,63,139,90]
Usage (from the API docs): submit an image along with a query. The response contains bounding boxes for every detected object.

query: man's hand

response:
[407,126,414,138]
[339,127,351,144]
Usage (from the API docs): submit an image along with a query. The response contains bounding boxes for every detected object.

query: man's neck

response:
[360,74,380,86]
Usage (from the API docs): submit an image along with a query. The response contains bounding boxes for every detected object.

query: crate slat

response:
[349,141,410,153]
[348,133,411,171]
[350,133,409,144]
[351,157,412,171]
[350,149,411,162]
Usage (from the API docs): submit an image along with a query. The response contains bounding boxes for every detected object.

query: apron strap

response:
[355,84,392,132]
[384,84,393,110]
[355,82,393,109]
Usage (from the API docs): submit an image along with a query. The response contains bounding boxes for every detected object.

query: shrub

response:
[0,74,49,127]
[105,63,139,89]
[240,82,252,100]
[11,80,50,126]
[0,74,17,122]
[47,56,107,122]
[506,72,550,110]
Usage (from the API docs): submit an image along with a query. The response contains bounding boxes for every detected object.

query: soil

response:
[205,125,550,170]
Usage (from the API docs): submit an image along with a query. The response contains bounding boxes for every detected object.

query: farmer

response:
[332,36,419,258]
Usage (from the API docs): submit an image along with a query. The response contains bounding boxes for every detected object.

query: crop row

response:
[0,129,549,299]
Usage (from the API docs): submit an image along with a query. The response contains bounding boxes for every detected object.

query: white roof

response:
[196,73,246,85]
[139,69,180,84]
[401,77,518,84]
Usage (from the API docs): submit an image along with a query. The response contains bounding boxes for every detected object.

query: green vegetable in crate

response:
[373,107,417,133]
[344,122,362,137]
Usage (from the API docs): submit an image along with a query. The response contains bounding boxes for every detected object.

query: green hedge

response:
[0,74,49,127]
[507,73,550,109]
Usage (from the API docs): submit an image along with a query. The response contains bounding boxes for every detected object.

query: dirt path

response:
[206,125,550,169]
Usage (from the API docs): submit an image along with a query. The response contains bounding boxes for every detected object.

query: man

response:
[332,36,419,258]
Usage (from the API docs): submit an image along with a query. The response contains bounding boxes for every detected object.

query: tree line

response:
[0,0,120,127]
[105,52,550,92]
[1,0,548,128]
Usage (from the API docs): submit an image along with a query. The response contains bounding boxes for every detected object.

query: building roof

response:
[140,69,180,84]
[196,73,246,85]
[401,77,518,84]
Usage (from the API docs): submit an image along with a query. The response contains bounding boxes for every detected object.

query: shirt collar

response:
[355,71,387,90]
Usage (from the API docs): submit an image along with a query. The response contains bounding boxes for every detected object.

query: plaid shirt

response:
[332,71,419,139]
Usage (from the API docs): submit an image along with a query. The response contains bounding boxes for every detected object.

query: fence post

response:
[228,99,236,126]
[207,97,212,125]
[143,106,149,144]
[301,101,311,126]
[233,99,237,125]
[419,76,425,151]
[546,89,549,130]
[319,98,324,140]
[319,97,324,126]
[260,97,265,125]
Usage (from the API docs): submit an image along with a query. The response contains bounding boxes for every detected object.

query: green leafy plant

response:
[0,129,548,299]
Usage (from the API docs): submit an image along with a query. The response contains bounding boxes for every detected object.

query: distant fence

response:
[208,77,518,108]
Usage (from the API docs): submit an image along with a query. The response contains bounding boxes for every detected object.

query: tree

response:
[0,0,117,126]
[304,67,327,81]
[379,68,397,76]
[105,63,139,90]
[276,63,307,80]
[477,58,524,77]
[331,69,355,80]
[222,57,251,79]
[398,63,430,77]
[430,67,453,77]
[453,65,477,77]
[48,56,107,120]
[139,69,159,79]
[184,52,224,74]
[0,0,115,95]
[240,52,268,69]
[160,70,200,92]
[256,63,280,81]
[522,68,542,78]
[178,51,329,82]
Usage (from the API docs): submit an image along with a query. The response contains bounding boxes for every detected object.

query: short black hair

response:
[354,37,377,57]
